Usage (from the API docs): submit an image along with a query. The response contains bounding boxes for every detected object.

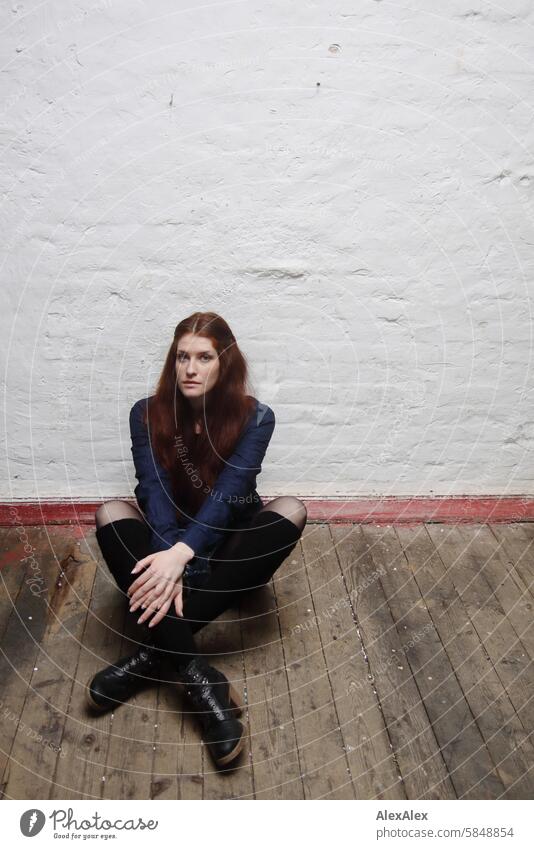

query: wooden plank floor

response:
[1,521,534,800]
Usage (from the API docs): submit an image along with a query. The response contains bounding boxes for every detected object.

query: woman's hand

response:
[127,542,194,627]
[136,582,186,628]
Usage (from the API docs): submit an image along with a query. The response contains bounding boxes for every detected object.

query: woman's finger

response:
[137,579,175,624]
[137,596,162,625]
[127,568,154,598]
[133,585,157,611]
[129,575,159,609]
[139,581,174,617]
[131,554,153,575]
[129,568,175,601]
[147,597,173,628]
[153,580,168,598]
[129,582,154,609]
[174,582,184,617]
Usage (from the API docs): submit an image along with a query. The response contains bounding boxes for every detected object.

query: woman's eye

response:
[177,353,212,362]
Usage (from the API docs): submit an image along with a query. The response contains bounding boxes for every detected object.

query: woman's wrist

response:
[172,540,196,561]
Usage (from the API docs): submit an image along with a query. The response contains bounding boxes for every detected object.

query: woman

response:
[88,311,307,769]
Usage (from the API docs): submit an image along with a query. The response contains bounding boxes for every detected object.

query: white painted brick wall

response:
[2,0,534,500]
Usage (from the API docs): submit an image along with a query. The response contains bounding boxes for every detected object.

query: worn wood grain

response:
[363,524,503,799]
[0,528,76,798]
[418,525,534,798]
[426,525,534,735]
[50,533,126,800]
[333,524,455,799]
[273,537,355,799]
[302,524,404,799]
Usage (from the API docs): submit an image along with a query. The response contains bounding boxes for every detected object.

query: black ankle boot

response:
[179,657,245,769]
[86,642,164,712]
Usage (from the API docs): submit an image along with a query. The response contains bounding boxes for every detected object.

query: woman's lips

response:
[183,381,200,385]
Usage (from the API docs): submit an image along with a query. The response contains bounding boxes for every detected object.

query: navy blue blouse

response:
[129,396,276,559]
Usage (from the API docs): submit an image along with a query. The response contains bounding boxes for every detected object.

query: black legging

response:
[95,509,302,671]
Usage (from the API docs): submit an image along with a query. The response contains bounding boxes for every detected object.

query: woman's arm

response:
[179,402,276,557]
[129,398,186,550]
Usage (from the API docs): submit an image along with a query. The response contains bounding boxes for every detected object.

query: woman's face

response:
[175,333,220,401]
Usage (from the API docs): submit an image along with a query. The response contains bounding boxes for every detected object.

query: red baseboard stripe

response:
[1,496,533,526]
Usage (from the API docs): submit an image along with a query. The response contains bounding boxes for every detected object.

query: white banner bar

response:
[3,800,532,848]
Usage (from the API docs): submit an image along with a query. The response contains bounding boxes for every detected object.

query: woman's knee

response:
[262,496,307,533]
[95,499,144,529]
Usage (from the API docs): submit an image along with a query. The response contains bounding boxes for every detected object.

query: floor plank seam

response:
[424,524,534,740]
[420,523,534,796]
[270,555,306,798]
[327,524,407,799]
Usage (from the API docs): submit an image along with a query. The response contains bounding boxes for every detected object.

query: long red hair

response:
[143,312,256,518]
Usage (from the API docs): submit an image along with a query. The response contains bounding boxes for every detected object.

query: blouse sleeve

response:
[129,398,184,550]
[179,403,276,557]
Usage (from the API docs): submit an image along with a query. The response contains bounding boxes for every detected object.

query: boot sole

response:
[228,683,244,718]
[214,725,246,768]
